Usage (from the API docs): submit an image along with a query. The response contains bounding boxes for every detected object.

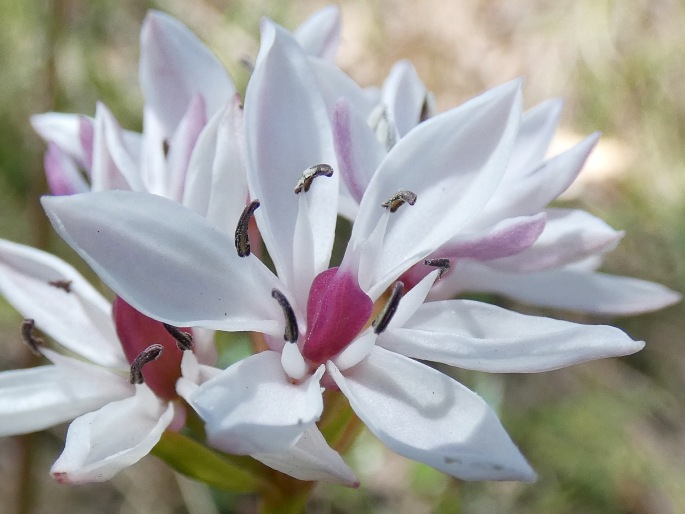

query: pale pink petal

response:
[448,261,681,315]
[309,58,376,118]
[246,20,338,289]
[294,5,341,61]
[139,10,235,136]
[31,113,88,166]
[253,425,358,486]
[351,80,523,298]
[188,351,324,455]
[51,385,173,483]
[0,350,132,437]
[0,239,125,367]
[381,60,427,137]
[42,191,283,334]
[379,300,644,372]
[328,347,536,481]
[44,143,89,195]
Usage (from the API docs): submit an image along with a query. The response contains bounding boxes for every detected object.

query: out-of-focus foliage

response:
[1,1,684,513]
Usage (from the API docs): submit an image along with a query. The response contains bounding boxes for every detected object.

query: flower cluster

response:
[0,5,679,497]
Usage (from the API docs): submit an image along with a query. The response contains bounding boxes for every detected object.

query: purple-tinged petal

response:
[164,93,207,201]
[183,95,248,235]
[508,98,563,175]
[333,98,386,206]
[381,60,427,137]
[44,143,89,196]
[328,347,536,481]
[351,80,523,298]
[139,10,235,136]
[446,261,681,315]
[79,115,95,171]
[379,300,644,373]
[188,351,324,455]
[488,209,622,272]
[0,350,132,437]
[51,385,173,483]
[294,5,341,61]
[246,20,338,289]
[31,113,89,167]
[309,58,377,119]
[0,239,125,367]
[253,425,359,486]
[42,191,283,334]
[441,213,546,261]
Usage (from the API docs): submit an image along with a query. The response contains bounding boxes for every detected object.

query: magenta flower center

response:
[301,267,373,364]
[113,296,187,400]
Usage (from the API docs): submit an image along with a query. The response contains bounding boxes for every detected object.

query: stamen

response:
[294,164,334,194]
[367,105,397,150]
[48,279,72,293]
[162,139,170,158]
[424,257,451,278]
[163,323,193,351]
[381,190,417,212]
[372,282,404,334]
[235,200,260,257]
[271,289,298,342]
[21,319,43,356]
[129,344,164,384]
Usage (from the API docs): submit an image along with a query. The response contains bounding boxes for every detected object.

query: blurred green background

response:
[1,0,684,513]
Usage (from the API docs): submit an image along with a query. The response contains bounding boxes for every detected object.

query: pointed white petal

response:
[488,209,622,272]
[352,80,523,297]
[51,385,173,483]
[508,98,563,175]
[42,191,283,333]
[0,239,125,367]
[253,425,359,486]
[328,347,535,481]
[189,351,324,455]
[381,60,427,137]
[183,95,248,235]
[139,10,235,136]
[0,351,132,437]
[246,20,338,288]
[294,5,341,61]
[309,57,377,118]
[380,300,644,372]
[31,113,89,166]
[451,262,681,315]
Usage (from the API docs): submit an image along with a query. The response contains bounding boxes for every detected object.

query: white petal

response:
[380,300,644,372]
[451,262,681,315]
[189,351,324,455]
[139,10,235,136]
[43,142,90,195]
[246,20,338,289]
[381,60,427,137]
[51,385,173,483]
[0,239,125,367]
[42,191,283,334]
[488,208,622,272]
[508,98,563,175]
[351,80,523,298]
[31,112,89,166]
[294,5,341,61]
[183,95,248,235]
[0,350,132,437]
[253,425,358,486]
[309,57,377,118]
[328,347,535,481]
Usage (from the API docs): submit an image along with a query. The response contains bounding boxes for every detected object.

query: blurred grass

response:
[1,0,685,513]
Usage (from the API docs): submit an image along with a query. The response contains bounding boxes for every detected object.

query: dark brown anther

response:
[163,324,193,351]
[381,190,417,212]
[129,344,164,384]
[162,139,170,158]
[424,257,451,278]
[372,282,404,334]
[294,164,334,194]
[271,289,298,343]
[419,92,436,123]
[235,200,260,257]
[240,56,255,73]
[48,280,72,293]
[21,319,43,356]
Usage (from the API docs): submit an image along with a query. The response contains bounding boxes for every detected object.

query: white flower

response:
[42,21,645,484]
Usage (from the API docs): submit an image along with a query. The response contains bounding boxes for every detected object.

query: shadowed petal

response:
[379,300,644,372]
[294,5,341,61]
[44,142,89,195]
[328,347,536,481]
[42,191,283,333]
[51,385,173,483]
[381,60,427,137]
[189,351,324,455]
